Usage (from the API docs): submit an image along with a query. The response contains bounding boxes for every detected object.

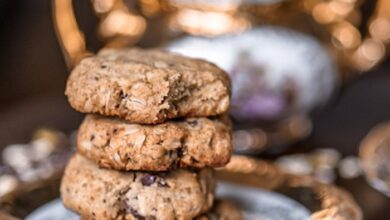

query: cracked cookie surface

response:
[60,154,215,220]
[77,114,232,171]
[65,48,231,124]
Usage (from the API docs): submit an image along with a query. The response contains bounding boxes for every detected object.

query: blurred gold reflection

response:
[92,0,115,13]
[170,9,250,36]
[53,0,90,67]
[370,18,390,42]
[331,22,361,49]
[99,10,146,38]
[360,122,390,197]
[53,0,147,67]
[313,2,337,24]
[53,0,390,73]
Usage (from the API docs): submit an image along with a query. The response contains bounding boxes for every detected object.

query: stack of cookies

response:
[60,48,241,219]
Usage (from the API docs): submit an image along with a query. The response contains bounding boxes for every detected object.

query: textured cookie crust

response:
[61,154,215,220]
[77,114,232,171]
[196,200,243,220]
[65,48,231,124]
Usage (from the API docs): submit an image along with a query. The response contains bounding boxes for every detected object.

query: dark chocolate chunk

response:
[176,147,183,157]
[119,90,127,99]
[141,174,157,186]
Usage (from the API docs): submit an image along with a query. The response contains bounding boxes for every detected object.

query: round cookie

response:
[77,114,232,171]
[61,154,215,220]
[196,200,243,220]
[65,48,231,124]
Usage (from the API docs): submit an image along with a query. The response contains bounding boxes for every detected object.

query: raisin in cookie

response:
[196,200,243,220]
[61,154,215,220]
[77,114,232,171]
[65,48,231,124]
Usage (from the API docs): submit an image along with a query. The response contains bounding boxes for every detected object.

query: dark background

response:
[0,0,389,219]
